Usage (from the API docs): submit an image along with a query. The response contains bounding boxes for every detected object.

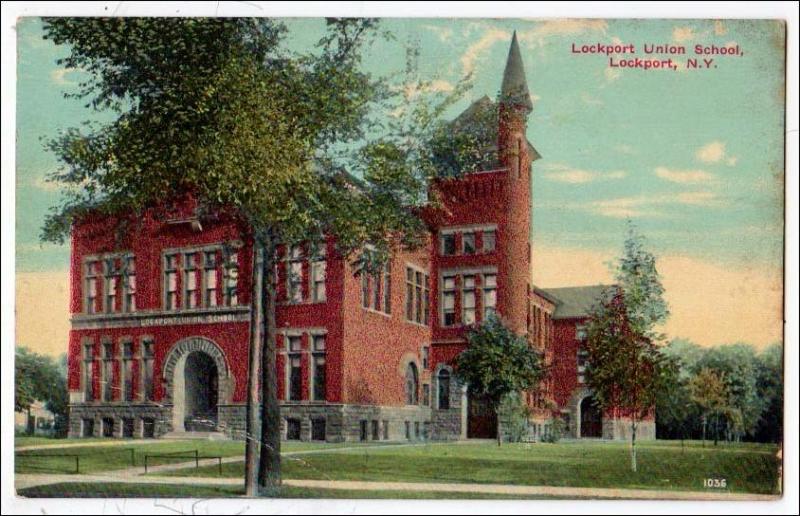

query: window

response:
[406,267,428,323]
[405,362,419,405]
[164,254,179,309]
[312,335,326,402]
[371,420,379,441]
[142,339,155,402]
[183,252,199,309]
[482,230,496,253]
[287,245,304,303]
[483,274,497,319]
[372,270,381,310]
[516,138,523,178]
[123,256,136,312]
[82,418,94,438]
[404,421,411,440]
[143,418,155,438]
[462,275,476,325]
[414,421,420,439]
[422,383,430,406]
[462,232,476,254]
[383,263,391,313]
[122,341,134,402]
[223,252,239,306]
[442,275,457,326]
[576,325,588,341]
[382,420,389,440]
[84,260,100,314]
[361,271,370,309]
[311,244,326,302]
[102,341,114,401]
[102,417,115,437]
[577,348,589,384]
[104,257,120,313]
[311,419,326,441]
[123,418,135,438]
[286,418,301,440]
[360,420,369,442]
[204,251,218,307]
[441,233,456,255]
[437,369,451,410]
[288,336,302,402]
[83,342,94,401]
[422,346,429,369]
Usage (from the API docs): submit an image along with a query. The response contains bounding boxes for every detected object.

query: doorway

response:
[580,395,603,438]
[183,351,219,432]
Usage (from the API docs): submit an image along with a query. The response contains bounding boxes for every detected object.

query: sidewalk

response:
[14,474,778,501]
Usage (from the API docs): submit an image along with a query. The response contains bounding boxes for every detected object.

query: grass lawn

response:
[15,482,574,499]
[159,440,781,495]
[15,440,339,474]
[15,436,112,448]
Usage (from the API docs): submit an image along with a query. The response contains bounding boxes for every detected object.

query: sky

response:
[14,17,785,356]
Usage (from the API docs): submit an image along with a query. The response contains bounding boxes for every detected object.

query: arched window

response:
[437,369,451,410]
[405,362,419,405]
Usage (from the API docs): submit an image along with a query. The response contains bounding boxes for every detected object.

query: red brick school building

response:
[66,35,655,443]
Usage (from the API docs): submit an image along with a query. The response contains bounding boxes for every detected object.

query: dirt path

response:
[15,439,166,452]
[14,474,778,500]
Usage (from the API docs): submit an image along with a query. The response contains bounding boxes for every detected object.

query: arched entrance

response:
[467,392,497,439]
[163,337,231,433]
[580,395,602,438]
[183,351,219,431]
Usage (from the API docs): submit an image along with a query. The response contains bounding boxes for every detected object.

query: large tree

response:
[454,314,545,446]
[584,223,670,472]
[40,18,475,495]
[15,347,68,434]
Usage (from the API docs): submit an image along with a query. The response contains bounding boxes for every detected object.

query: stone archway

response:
[162,337,233,432]
[579,395,603,438]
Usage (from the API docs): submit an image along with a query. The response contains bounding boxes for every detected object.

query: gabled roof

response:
[536,285,614,320]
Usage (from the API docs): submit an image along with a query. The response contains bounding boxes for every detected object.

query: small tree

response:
[15,347,68,435]
[689,367,730,447]
[454,314,544,446]
[584,223,670,472]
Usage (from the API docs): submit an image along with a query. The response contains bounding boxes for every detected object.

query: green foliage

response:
[541,417,567,443]
[754,344,783,442]
[497,392,531,443]
[15,347,68,428]
[455,314,545,406]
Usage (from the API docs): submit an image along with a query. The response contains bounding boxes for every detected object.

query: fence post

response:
[129,448,135,467]
[75,456,80,474]
[218,457,222,476]
[144,455,148,474]
[195,449,199,468]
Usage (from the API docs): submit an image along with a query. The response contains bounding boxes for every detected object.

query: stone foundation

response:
[69,401,434,442]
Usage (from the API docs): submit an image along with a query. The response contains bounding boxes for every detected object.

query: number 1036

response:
[704,478,727,488]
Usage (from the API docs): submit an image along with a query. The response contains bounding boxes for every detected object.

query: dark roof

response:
[500,31,533,112]
[537,285,614,320]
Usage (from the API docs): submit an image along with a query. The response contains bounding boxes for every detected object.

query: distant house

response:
[15,400,56,436]
[64,34,654,442]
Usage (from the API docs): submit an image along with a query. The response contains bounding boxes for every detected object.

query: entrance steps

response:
[161,431,229,441]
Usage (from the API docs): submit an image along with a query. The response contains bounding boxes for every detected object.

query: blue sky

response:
[14,18,785,351]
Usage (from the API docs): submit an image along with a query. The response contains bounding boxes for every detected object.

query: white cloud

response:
[50,67,77,85]
[604,67,622,82]
[655,166,716,184]
[541,163,625,184]
[614,144,636,155]
[460,27,510,76]
[672,26,696,43]
[695,141,727,163]
[517,19,608,48]
[580,92,604,106]
[714,21,728,36]
[577,191,724,218]
[726,156,739,166]
[423,24,454,42]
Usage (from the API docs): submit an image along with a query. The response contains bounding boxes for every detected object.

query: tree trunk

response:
[244,241,265,496]
[258,233,281,492]
[701,415,706,448]
[630,419,637,473]
[496,405,502,447]
[713,414,719,446]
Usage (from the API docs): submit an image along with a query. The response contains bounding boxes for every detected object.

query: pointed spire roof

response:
[500,31,533,112]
